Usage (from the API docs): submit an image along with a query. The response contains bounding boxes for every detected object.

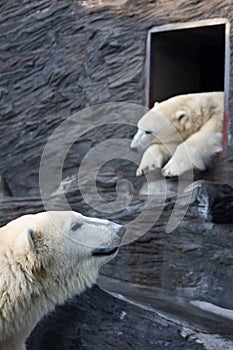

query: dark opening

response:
[148,24,226,106]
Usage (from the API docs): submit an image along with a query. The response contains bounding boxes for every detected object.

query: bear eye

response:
[71,222,82,231]
[145,130,152,135]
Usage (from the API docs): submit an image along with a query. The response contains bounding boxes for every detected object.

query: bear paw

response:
[162,157,191,177]
[136,163,159,177]
[136,167,144,176]
[161,165,178,177]
[162,159,180,177]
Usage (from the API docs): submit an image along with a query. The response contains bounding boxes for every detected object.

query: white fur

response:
[136,143,176,176]
[130,92,224,177]
[0,211,123,350]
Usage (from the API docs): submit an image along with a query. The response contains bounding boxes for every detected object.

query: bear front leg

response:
[162,121,223,177]
[161,141,194,177]
[136,144,170,176]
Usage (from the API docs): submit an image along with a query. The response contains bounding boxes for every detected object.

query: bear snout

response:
[130,144,139,152]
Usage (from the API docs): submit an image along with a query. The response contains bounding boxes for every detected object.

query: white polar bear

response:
[0,211,125,350]
[130,92,224,177]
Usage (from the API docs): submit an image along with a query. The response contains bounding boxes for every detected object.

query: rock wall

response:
[0,0,233,196]
[1,2,233,348]
[27,285,205,350]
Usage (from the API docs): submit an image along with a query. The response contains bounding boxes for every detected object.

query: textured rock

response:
[1,174,233,347]
[101,179,233,310]
[0,0,233,196]
[194,180,233,223]
[27,285,205,350]
[0,176,12,197]
[1,1,233,348]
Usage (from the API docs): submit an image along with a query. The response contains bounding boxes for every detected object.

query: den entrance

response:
[146,20,228,107]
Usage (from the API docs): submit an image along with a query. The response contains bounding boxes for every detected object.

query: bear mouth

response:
[92,246,119,257]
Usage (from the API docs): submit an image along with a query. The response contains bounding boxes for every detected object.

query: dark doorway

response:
[146,20,229,107]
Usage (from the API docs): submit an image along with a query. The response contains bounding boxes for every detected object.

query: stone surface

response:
[1,176,233,349]
[0,0,233,196]
[194,180,233,223]
[27,285,205,350]
[1,1,233,349]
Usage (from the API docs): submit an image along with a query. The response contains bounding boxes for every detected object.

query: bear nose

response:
[130,145,138,152]
[117,226,126,238]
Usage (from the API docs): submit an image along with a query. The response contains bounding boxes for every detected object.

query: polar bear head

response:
[1,211,125,288]
[0,211,125,350]
[130,94,213,153]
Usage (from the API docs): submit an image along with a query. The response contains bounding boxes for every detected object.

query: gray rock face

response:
[1,0,233,349]
[27,285,205,350]
[0,0,233,196]
[1,176,233,348]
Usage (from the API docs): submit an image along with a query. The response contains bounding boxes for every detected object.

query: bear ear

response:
[176,110,187,123]
[153,101,159,109]
[15,227,36,254]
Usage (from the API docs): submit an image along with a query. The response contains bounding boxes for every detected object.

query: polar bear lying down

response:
[130,92,224,177]
[0,211,125,350]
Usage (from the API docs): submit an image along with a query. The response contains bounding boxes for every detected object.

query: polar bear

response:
[0,211,125,350]
[130,92,224,177]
